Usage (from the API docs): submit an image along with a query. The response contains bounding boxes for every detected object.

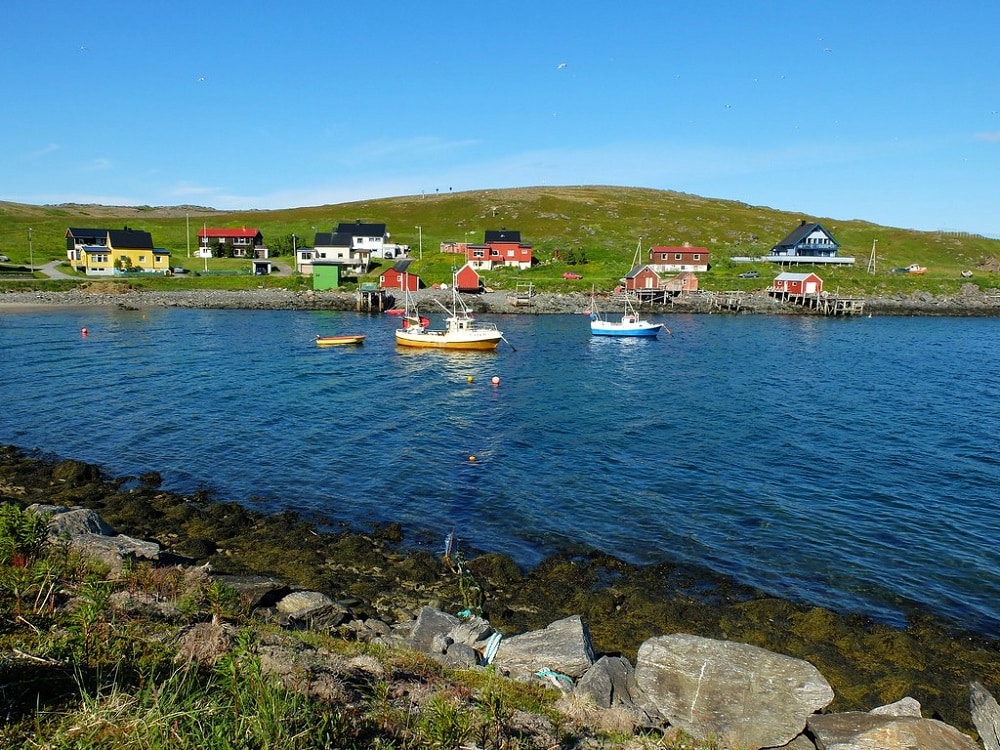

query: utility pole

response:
[867,239,877,275]
[28,227,33,270]
[415,225,422,260]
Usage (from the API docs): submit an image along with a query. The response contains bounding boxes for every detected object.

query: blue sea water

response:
[1,305,998,635]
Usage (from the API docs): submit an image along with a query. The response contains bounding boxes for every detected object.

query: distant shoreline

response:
[2,286,1000,317]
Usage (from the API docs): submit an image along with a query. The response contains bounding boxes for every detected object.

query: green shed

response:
[312,262,342,290]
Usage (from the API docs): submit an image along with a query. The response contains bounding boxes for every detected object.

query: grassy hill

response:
[2,186,998,295]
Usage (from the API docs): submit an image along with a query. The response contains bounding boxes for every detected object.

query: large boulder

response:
[493,614,595,682]
[275,590,350,630]
[807,712,979,750]
[634,633,833,750]
[575,655,640,710]
[29,503,158,570]
[971,681,1000,750]
[30,504,114,536]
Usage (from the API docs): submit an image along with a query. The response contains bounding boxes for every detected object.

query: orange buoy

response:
[469,455,476,462]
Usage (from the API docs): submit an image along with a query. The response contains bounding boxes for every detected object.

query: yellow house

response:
[71,228,171,276]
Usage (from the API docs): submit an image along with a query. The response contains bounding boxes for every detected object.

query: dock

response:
[768,290,866,316]
[507,282,536,308]
[356,284,395,313]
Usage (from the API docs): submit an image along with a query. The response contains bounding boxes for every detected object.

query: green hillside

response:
[2,185,998,295]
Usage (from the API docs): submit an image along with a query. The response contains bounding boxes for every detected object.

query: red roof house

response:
[466,229,534,270]
[197,226,265,258]
[454,263,483,293]
[772,271,823,295]
[380,265,421,291]
[649,245,709,272]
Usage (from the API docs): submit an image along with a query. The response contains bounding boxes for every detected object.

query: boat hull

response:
[395,329,502,350]
[590,322,662,337]
[316,335,366,346]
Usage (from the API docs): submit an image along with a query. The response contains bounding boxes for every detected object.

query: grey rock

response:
[576,655,640,710]
[494,614,595,681]
[447,615,495,647]
[407,606,460,653]
[634,633,833,750]
[438,642,480,668]
[807,712,979,750]
[71,533,160,569]
[276,590,334,614]
[276,592,350,630]
[870,696,922,717]
[971,681,1000,750]
[30,504,115,536]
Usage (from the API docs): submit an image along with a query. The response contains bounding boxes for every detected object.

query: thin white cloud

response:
[26,143,60,159]
[973,131,1000,142]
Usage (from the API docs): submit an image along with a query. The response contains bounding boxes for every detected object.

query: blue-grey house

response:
[765,221,854,266]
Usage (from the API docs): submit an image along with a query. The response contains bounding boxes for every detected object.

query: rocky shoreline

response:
[1,282,1000,316]
[2,445,998,744]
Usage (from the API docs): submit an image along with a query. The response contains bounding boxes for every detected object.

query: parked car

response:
[738,270,760,278]
[0,254,10,262]
[562,271,583,279]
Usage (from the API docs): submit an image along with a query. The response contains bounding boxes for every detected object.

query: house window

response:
[674,254,682,261]
[473,250,485,259]
[693,254,701,261]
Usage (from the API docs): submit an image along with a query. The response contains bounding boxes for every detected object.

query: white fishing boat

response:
[395,283,507,351]
[589,292,665,337]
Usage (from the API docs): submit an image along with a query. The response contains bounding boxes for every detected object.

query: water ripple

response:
[2,309,999,633]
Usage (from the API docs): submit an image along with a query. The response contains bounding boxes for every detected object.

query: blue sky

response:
[4,1,999,236]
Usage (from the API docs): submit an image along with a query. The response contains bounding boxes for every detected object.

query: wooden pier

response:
[769,290,866,316]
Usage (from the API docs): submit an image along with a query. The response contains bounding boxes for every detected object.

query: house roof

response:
[314,231,353,248]
[773,222,837,249]
[650,245,708,253]
[484,229,521,243]
[108,229,153,249]
[625,265,657,279]
[336,221,387,237]
[198,227,261,238]
[391,259,414,273]
[775,272,820,281]
[67,227,110,239]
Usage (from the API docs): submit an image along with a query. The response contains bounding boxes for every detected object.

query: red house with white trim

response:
[772,271,823,295]
[625,266,700,294]
[466,229,533,270]
[624,265,662,291]
[380,261,421,291]
[649,245,709,272]
[197,226,266,258]
[454,263,483,293]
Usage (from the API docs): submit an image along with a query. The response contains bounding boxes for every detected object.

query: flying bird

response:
[556,62,567,69]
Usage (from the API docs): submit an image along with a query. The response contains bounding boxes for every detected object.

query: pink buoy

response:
[81,328,88,336]
[491,376,500,386]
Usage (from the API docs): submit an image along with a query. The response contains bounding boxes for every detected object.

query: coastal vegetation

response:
[2,186,998,295]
